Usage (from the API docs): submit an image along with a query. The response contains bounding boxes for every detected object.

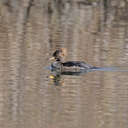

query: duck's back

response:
[62,61,92,70]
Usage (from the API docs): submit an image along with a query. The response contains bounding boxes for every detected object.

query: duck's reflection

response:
[50,73,62,86]
[50,70,88,86]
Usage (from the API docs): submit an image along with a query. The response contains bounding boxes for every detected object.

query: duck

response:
[50,48,96,72]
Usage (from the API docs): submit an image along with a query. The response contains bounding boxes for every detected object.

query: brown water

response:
[1,1,128,128]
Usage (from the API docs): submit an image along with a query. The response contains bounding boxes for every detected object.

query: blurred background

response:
[0,0,128,128]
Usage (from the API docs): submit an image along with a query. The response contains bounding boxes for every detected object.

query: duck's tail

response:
[89,66,128,72]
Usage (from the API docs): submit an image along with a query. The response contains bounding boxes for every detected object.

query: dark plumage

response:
[62,61,91,68]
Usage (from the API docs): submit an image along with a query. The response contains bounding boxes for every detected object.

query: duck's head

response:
[50,48,67,61]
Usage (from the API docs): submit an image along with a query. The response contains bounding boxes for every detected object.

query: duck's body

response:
[50,48,96,73]
[53,61,92,69]
[51,60,95,73]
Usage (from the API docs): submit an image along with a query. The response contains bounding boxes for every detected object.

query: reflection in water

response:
[49,71,88,86]
[49,73,62,86]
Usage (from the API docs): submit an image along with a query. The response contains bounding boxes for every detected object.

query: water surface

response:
[1,1,128,128]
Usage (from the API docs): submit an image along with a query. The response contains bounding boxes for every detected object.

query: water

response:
[1,1,128,128]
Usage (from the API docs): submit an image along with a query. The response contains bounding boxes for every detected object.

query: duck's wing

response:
[62,61,92,69]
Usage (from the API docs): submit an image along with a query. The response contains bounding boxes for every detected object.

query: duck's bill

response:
[49,57,55,60]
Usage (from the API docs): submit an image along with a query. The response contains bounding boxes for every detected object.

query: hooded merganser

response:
[50,48,95,72]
